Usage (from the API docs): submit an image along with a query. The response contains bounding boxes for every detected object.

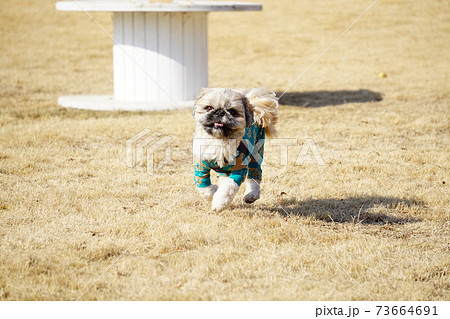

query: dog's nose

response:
[215,110,225,117]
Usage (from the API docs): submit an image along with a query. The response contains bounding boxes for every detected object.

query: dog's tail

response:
[245,87,279,138]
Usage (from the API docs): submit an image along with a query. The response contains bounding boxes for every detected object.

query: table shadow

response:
[277,89,382,107]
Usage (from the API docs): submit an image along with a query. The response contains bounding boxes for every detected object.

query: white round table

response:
[56,1,262,111]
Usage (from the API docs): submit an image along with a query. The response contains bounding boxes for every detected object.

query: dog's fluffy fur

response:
[193,87,278,211]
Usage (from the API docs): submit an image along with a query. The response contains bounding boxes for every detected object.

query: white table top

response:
[56,1,262,12]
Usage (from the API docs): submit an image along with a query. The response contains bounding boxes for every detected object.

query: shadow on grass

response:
[277,89,382,107]
[266,196,422,225]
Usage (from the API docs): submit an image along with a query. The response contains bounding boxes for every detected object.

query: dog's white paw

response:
[211,177,240,212]
[196,184,218,201]
[243,179,261,204]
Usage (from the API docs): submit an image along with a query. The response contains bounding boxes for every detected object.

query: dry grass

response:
[0,0,449,300]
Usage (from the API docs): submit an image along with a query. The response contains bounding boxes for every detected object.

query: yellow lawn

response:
[0,0,448,300]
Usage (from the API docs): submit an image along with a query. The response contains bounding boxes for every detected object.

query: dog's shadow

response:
[277,89,383,107]
[263,196,422,224]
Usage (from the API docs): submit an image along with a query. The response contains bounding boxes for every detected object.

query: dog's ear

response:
[195,88,209,105]
[193,88,209,116]
[242,96,254,128]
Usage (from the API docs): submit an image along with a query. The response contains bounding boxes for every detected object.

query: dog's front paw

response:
[211,177,240,212]
[211,197,230,212]
[243,179,261,204]
[196,184,218,201]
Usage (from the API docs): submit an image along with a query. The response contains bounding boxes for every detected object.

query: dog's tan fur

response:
[236,87,279,138]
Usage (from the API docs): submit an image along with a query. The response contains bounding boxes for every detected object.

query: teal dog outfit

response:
[194,123,265,188]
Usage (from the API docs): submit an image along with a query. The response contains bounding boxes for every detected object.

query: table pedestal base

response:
[58,95,193,111]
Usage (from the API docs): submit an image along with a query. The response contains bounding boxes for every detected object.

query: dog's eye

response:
[228,109,239,116]
[205,106,213,112]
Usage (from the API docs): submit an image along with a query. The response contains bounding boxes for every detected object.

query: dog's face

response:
[193,88,253,139]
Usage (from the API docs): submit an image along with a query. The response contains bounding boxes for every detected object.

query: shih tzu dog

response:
[193,87,278,211]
